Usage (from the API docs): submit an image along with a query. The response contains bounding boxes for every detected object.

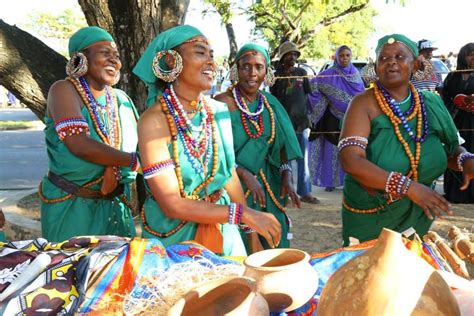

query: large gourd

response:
[318,228,460,316]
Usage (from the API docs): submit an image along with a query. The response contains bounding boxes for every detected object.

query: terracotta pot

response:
[243,248,318,312]
[167,276,268,316]
[318,228,460,316]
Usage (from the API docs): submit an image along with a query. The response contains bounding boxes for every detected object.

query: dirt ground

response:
[287,186,474,254]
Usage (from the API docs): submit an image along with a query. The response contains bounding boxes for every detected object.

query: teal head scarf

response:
[375,34,419,58]
[235,43,270,67]
[133,25,204,107]
[68,26,114,57]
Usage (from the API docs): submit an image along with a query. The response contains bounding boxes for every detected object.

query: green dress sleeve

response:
[422,91,459,155]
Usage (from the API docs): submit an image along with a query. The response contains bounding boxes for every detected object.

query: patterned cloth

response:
[0,236,452,315]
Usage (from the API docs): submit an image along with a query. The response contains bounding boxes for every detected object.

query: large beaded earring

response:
[66,52,88,78]
[229,63,239,83]
[152,50,183,82]
[264,67,275,86]
[112,71,121,86]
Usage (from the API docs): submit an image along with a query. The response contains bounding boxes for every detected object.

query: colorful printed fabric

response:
[0,236,129,315]
[0,236,454,316]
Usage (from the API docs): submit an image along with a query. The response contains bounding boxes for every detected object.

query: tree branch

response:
[0,20,66,120]
[300,1,369,44]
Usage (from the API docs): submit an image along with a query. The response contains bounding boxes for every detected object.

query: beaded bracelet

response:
[228,203,243,225]
[130,152,140,172]
[239,224,255,234]
[385,171,411,198]
[142,159,175,179]
[54,117,89,141]
[112,166,122,181]
[279,163,292,174]
[456,152,474,171]
[338,136,368,152]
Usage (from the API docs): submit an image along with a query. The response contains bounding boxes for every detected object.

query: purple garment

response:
[308,45,365,187]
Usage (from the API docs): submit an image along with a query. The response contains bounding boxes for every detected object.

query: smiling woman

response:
[39,26,140,242]
[338,34,474,246]
[133,26,282,256]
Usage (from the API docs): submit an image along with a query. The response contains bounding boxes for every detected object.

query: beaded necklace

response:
[377,82,428,142]
[66,77,122,149]
[232,87,276,143]
[161,93,219,199]
[163,88,210,174]
[374,82,426,180]
[142,95,219,238]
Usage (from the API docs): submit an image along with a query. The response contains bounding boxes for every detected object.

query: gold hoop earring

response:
[264,67,275,86]
[229,64,239,83]
[152,50,183,82]
[66,52,88,78]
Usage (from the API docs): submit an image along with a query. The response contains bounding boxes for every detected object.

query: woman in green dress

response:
[214,44,302,251]
[40,26,139,242]
[339,34,474,246]
[133,26,281,256]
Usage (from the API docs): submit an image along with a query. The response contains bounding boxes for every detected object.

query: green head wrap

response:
[68,26,114,57]
[375,34,419,58]
[133,25,204,107]
[235,43,271,66]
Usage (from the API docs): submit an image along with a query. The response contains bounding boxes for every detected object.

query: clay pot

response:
[243,248,318,312]
[318,228,460,316]
[167,276,268,316]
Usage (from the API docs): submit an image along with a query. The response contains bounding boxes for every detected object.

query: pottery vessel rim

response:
[243,248,310,271]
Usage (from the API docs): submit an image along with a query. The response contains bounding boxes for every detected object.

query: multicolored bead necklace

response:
[66,76,122,149]
[374,82,426,180]
[377,82,428,143]
[162,87,211,174]
[232,86,276,144]
[141,93,220,238]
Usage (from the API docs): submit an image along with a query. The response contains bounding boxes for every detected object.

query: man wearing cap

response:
[412,39,442,92]
[271,41,319,204]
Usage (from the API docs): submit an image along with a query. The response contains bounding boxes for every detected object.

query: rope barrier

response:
[273,68,474,80]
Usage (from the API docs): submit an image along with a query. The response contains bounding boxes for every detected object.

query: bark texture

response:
[0,0,190,119]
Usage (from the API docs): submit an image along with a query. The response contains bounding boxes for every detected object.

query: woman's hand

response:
[100,166,118,195]
[242,208,281,248]
[237,167,266,207]
[280,170,301,208]
[406,181,452,220]
[461,158,474,190]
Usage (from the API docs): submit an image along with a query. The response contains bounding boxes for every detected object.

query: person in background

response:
[308,45,365,192]
[134,25,281,256]
[442,42,474,203]
[339,34,474,245]
[447,51,457,70]
[39,26,139,242]
[271,41,320,204]
[411,39,442,92]
[214,43,302,250]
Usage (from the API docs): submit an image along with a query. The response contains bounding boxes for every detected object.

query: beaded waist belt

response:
[48,171,124,200]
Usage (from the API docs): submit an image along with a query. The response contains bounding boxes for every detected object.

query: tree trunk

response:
[79,0,190,113]
[225,22,238,65]
[0,0,190,120]
[0,20,67,121]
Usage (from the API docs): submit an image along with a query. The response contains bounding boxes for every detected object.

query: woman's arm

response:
[138,106,282,247]
[47,80,133,167]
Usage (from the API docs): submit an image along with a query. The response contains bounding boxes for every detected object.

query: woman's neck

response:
[83,76,106,98]
[381,84,410,102]
[237,85,258,103]
[172,84,200,110]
